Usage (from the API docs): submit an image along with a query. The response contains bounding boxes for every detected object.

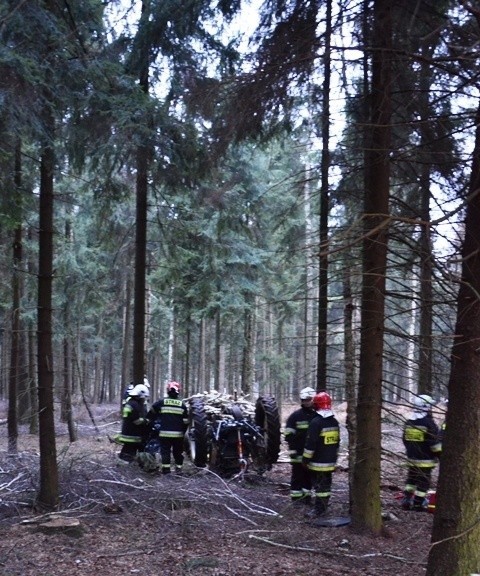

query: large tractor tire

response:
[254,395,281,466]
[223,404,244,420]
[186,400,209,468]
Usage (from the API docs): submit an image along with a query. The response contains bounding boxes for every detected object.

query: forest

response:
[1,1,480,575]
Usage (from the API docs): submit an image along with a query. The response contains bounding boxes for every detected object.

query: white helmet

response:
[414,394,435,410]
[130,384,150,399]
[300,387,316,400]
[143,376,150,389]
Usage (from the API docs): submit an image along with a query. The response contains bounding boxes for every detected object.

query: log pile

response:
[185,390,256,420]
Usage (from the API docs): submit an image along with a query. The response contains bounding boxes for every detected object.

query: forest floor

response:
[0,401,440,576]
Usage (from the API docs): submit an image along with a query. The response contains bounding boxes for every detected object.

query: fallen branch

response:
[0,473,26,492]
[89,478,150,490]
[222,504,258,526]
[247,535,426,566]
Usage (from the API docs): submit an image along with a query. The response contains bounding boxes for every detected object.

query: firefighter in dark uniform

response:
[284,387,317,504]
[303,391,340,517]
[401,394,441,511]
[147,381,189,474]
[114,383,150,462]
[121,377,150,413]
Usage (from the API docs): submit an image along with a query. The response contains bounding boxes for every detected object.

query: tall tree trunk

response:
[214,309,221,390]
[121,273,132,391]
[351,0,392,534]
[198,317,206,392]
[242,300,256,395]
[184,312,191,397]
[28,225,38,435]
[417,181,433,395]
[37,110,59,510]
[61,216,76,444]
[303,162,314,386]
[343,265,356,512]
[133,142,148,384]
[63,326,76,442]
[316,0,331,392]
[15,143,29,423]
[8,140,23,455]
[426,100,480,576]
[417,48,435,396]
[132,0,150,385]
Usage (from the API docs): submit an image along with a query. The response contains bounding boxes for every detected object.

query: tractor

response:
[184,391,281,477]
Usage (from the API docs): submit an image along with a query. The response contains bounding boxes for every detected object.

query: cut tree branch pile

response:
[184,390,256,419]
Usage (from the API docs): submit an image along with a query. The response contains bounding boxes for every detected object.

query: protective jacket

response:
[284,406,317,464]
[303,412,340,472]
[403,412,441,468]
[147,398,189,439]
[117,397,148,444]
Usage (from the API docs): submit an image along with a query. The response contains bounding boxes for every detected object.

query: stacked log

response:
[184,390,256,420]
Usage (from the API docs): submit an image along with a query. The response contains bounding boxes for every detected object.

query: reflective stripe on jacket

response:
[403,413,440,468]
[284,406,317,464]
[303,415,340,472]
[147,398,189,439]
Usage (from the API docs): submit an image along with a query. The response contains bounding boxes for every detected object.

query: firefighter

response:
[401,394,442,512]
[284,387,317,504]
[115,383,150,462]
[121,376,150,413]
[302,391,340,517]
[147,381,189,474]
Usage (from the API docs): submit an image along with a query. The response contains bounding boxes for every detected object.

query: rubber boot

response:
[412,495,427,512]
[400,491,414,511]
[303,494,312,506]
[315,496,329,517]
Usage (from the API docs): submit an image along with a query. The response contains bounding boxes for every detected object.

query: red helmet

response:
[313,392,332,411]
[167,381,181,393]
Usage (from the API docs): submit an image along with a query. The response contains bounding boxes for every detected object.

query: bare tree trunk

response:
[303,163,314,387]
[426,99,480,576]
[417,187,434,395]
[414,23,441,397]
[133,142,148,384]
[63,330,76,442]
[198,317,206,392]
[351,0,392,534]
[28,318,38,435]
[167,309,175,381]
[121,273,132,391]
[108,348,115,402]
[28,223,38,435]
[8,140,23,455]
[242,301,256,395]
[214,309,221,390]
[406,272,418,399]
[37,110,59,510]
[16,144,29,423]
[343,265,356,512]
[132,0,150,385]
[184,313,191,397]
[62,218,76,441]
[316,0,332,392]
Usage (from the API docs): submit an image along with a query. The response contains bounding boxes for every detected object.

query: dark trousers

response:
[119,443,142,462]
[290,462,312,501]
[312,470,333,514]
[159,437,184,472]
[405,466,433,499]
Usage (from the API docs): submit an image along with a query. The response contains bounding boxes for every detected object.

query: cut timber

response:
[22,515,83,537]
